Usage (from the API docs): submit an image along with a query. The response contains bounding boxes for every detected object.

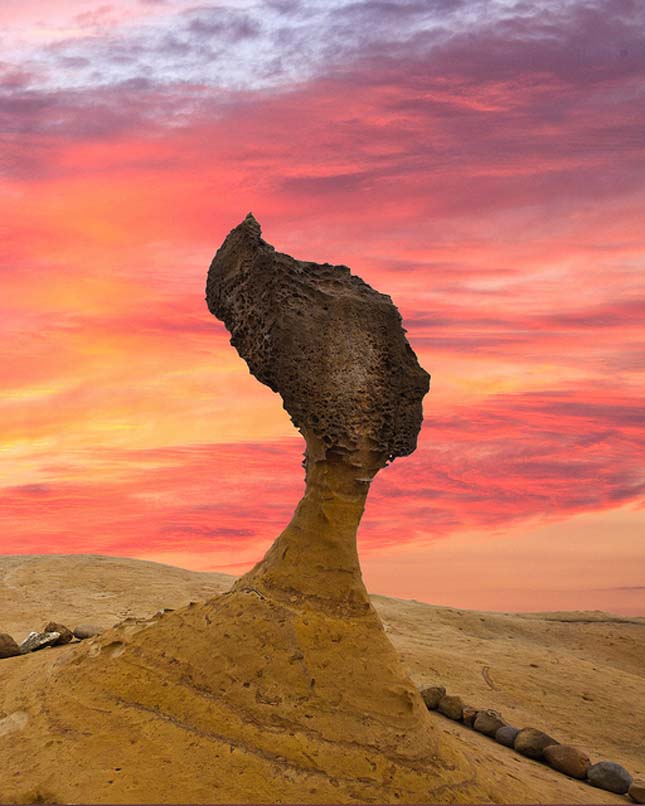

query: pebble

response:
[462,706,477,727]
[0,633,21,659]
[587,761,633,795]
[543,744,590,779]
[438,694,464,721]
[19,631,61,654]
[73,624,102,640]
[628,780,645,803]
[420,686,445,710]
[473,709,506,737]
[495,725,519,747]
[43,622,74,645]
[514,727,559,760]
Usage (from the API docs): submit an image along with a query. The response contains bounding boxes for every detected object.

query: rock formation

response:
[206,212,430,607]
[0,216,551,804]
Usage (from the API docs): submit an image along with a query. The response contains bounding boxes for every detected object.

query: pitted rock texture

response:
[206,214,430,468]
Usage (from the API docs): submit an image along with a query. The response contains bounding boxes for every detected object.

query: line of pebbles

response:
[421,685,644,803]
[0,623,102,657]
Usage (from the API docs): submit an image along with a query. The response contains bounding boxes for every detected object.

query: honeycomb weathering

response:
[206,213,430,465]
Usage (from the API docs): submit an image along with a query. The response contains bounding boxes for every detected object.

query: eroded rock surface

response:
[206,213,430,471]
[206,214,431,611]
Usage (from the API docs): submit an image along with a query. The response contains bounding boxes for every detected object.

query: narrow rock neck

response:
[235,440,385,613]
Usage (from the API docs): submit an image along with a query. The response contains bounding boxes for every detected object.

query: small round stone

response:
[543,744,591,779]
[514,728,559,760]
[0,633,20,659]
[473,709,506,737]
[438,694,464,721]
[628,779,645,803]
[495,726,519,748]
[73,624,102,640]
[462,706,477,727]
[420,686,445,710]
[587,761,633,795]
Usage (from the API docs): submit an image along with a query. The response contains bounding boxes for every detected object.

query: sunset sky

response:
[1,0,643,614]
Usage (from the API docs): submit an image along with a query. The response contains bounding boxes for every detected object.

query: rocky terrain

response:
[1,553,643,804]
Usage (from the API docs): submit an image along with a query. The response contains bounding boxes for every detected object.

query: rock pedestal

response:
[0,216,491,804]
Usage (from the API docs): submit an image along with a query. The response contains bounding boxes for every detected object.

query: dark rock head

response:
[206,214,430,469]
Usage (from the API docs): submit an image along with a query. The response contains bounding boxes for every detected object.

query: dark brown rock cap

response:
[206,214,430,469]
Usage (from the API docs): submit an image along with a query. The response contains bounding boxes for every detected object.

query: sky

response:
[1,0,644,615]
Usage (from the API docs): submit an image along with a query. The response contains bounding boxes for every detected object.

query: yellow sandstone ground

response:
[0,554,643,805]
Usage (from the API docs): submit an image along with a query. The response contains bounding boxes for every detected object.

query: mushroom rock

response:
[0,216,526,804]
[205,212,430,606]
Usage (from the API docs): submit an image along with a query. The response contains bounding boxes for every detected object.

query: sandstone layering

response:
[0,554,641,805]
